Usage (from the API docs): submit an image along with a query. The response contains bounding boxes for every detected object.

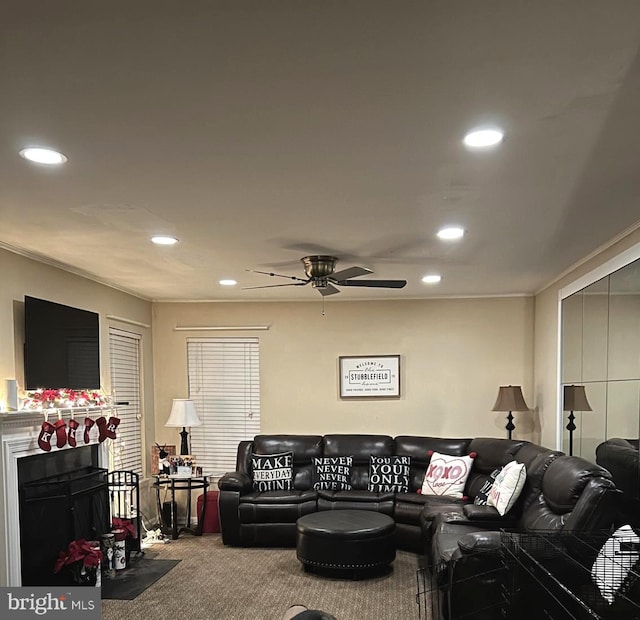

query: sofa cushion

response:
[368,455,411,493]
[421,451,475,498]
[312,456,352,490]
[317,489,395,502]
[487,460,526,516]
[394,436,473,492]
[541,456,612,514]
[239,489,317,523]
[251,452,293,492]
[250,435,324,490]
[323,434,394,490]
[474,467,502,505]
[240,489,318,504]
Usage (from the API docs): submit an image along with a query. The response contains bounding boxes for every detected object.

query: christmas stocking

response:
[68,418,80,447]
[106,416,121,440]
[38,421,55,452]
[53,419,67,449]
[84,417,95,444]
[96,416,108,442]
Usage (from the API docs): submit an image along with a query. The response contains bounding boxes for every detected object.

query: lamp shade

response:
[492,385,530,412]
[563,385,592,412]
[165,399,202,427]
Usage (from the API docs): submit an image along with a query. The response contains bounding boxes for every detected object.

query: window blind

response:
[109,328,143,475]
[187,337,261,474]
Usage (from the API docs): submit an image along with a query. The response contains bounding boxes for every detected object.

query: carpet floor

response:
[101,534,422,620]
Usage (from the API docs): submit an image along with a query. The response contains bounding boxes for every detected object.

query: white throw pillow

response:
[591,524,640,604]
[420,451,475,498]
[486,460,526,516]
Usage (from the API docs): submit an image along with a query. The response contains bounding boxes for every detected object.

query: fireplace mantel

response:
[0,409,110,586]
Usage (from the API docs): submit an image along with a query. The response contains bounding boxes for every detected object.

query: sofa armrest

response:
[462,504,519,527]
[446,531,507,619]
[217,472,252,545]
[218,471,252,493]
[454,531,503,558]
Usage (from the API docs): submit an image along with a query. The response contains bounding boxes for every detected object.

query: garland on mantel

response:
[20,388,110,411]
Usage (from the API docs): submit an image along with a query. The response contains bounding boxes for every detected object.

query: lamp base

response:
[566,412,576,456]
[179,427,189,455]
[505,412,515,441]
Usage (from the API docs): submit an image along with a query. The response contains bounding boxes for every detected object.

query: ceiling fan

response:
[244,255,407,296]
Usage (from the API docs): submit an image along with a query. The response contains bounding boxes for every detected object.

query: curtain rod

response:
[106,314,151,328]
[174,325,270,331]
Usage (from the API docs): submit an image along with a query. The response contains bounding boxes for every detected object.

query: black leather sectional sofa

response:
[218,434,620,619]
[596,438,639,501]
[596,438,640,529]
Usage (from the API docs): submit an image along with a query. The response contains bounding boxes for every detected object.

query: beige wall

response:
[0,248,154,400]
[534,227,640,449]
[152,296,535,447]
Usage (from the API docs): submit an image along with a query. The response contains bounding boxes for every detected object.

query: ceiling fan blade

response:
[245,269,308,283]
[242,282,308,290]
[335,279,407,289]
[330,266,373,280]
[317,283,341,296]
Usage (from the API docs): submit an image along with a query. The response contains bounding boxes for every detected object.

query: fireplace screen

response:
[20,466,110,586]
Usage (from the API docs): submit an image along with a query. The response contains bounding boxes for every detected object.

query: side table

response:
[153,474,210,540]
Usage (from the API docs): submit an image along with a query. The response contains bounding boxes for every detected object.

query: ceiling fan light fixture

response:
[151,235,179,245]
[247,254,407,295]
[422,274,442,284]
[463,127,504,149]
[219,279,237,286]
[437,226,465,240]
[19,147,67,165]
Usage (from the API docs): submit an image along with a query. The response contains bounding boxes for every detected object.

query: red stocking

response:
[84,417,95,444]
[68,418,80,447]
[106,416,121,439]
[53,419,67,448]
[38,421,55,452]
[96,416,108,442]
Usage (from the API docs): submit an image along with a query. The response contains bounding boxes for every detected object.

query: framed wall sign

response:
[339,355,401,398]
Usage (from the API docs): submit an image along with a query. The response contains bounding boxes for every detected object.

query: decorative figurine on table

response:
[156,443,171,475]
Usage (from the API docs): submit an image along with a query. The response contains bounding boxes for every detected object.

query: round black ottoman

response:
[296,510,395,576]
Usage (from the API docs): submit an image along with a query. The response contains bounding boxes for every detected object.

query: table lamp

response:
[165,399,201,455]
[563,385,592,456]
[492,385,530,440]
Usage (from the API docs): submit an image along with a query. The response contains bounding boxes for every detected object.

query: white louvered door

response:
[109,328,143,475]
[187,337,260,474]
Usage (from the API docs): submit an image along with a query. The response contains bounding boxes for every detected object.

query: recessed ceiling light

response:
[219,279,237,286]
[151,235,179,245]
[463,128,504,149]
[19,147,67,165]
[422,274,442,284]
[437,226,465,240]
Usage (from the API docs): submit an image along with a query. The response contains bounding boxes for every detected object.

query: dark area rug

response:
[101,558,181,600]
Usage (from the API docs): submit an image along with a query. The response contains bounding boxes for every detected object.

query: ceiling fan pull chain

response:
[322,296,325,316]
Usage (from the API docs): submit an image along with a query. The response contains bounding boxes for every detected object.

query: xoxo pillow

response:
[421,451,475,498]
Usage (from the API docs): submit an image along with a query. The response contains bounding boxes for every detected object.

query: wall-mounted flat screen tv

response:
[24,296,100,390]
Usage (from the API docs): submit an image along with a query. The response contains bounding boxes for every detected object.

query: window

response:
[187,337,260,473]
[108,328,143,475]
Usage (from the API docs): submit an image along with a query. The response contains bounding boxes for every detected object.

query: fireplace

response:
[0,411,109,586]
[19,446,109,585]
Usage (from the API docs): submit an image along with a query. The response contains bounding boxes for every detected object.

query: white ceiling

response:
[3,1,640,302]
